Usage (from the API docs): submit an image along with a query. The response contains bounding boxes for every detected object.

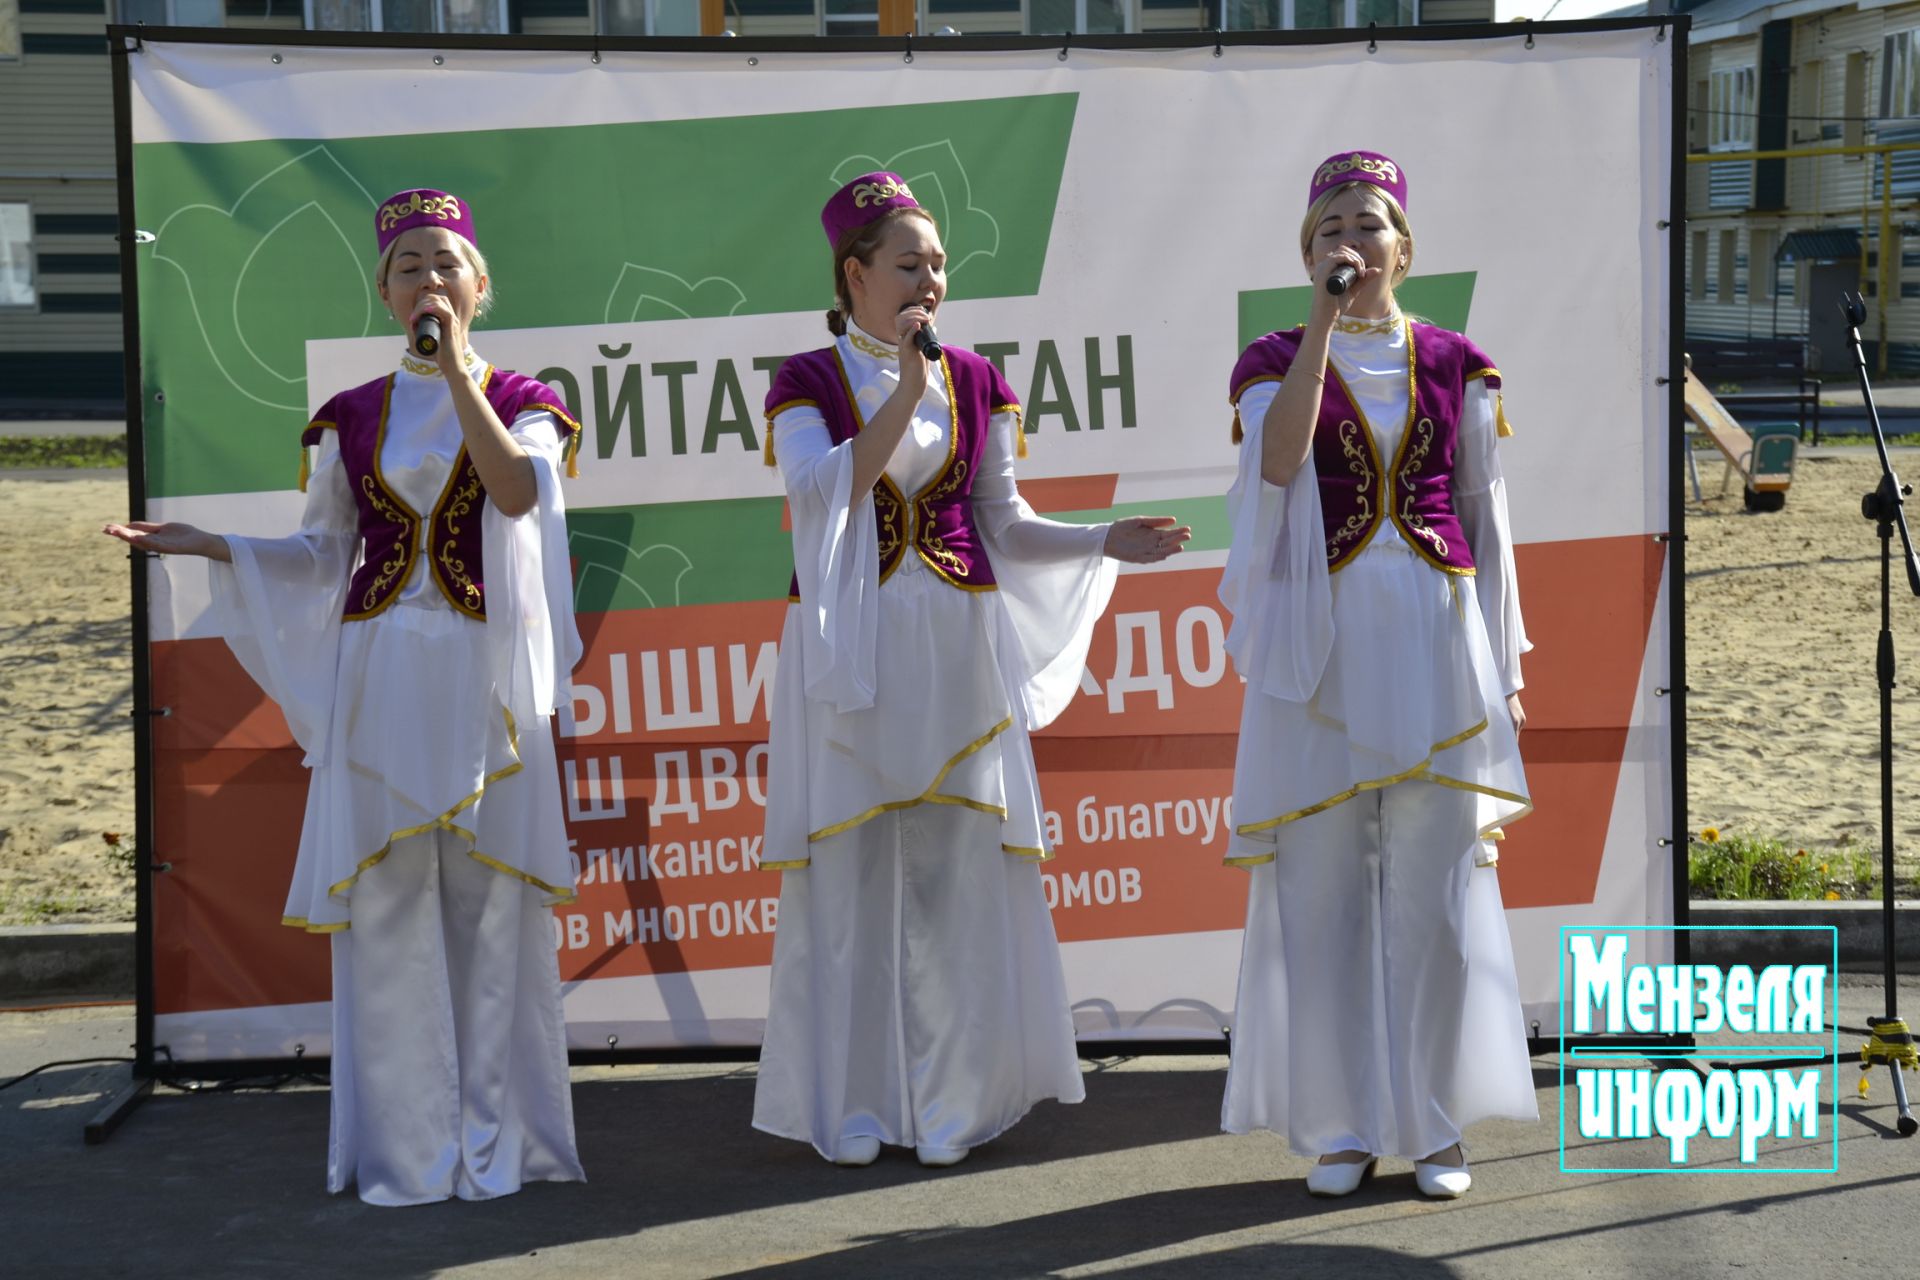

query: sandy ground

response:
[1684,450,1920,870]
[0,473,137,924]
[1,452,1917,924]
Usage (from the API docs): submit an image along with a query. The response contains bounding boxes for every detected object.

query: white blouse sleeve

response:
[1453,381,1530,695]
[777,402,880,714]
[481,411,582,725]
[1218,379,1334,703]
[972,408,1116,728]
[208,431,358,764]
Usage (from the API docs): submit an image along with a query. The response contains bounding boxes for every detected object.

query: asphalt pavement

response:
[4,975,1918,1279]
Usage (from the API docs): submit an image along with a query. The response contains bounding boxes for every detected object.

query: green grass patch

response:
[0,434,127,470]
[1688,827,1889,900]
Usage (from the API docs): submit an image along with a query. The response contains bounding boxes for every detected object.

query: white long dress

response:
[751,325,1115,1160]
[208,349,586,1204]
[1218,314,1539,1157]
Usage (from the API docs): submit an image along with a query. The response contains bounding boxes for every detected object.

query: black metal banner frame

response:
[108,16,1691,1085]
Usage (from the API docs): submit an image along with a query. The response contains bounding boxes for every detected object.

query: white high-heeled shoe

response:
[832,1136,881,1167]
[1413,1146,1471,1198]
[1305,1155,1377,1197]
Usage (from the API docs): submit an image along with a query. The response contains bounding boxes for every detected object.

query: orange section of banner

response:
[148,533,1660,1016]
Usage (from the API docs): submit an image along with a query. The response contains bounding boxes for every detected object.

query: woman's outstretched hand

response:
[102,520,232,562]
[1103,515,1191,565]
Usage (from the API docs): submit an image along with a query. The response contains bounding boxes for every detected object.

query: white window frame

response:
[114,0,226,22]
[1885,29,1920,121]
[1222,0,1415,31]
[0,200,37,312]
[303,0,509,33]
[1709,65,1757,152]
[911,0,1146,34]
[596,0,700,35]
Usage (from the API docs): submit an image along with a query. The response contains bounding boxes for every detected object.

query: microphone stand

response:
[1840,293,1920,1137]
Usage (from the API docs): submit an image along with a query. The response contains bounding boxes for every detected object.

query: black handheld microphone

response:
[414,315,442,358]
[913,323,943,360]
[1326,264,1360,296]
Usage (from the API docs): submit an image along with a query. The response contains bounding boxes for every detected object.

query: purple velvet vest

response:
[767,344,1020,599]
[1228,322,1501,576]
[302,366,580,621]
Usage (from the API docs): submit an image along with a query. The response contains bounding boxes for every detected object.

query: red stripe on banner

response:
[1496,535,1667,909]
[147,532,1662,1013]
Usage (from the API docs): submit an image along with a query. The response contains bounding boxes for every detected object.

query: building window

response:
[1691,229,1707,302]
[600,0,699,34]
[1750,228,1775,302]
[1709,66,1756,151]
[1,0,19,61]
[1222,0,1411,30]
[1718,228,1737,300]
[1691,78,1709,151]
[117,0,224,21]
[306,0,506,32]
[0,203,34,309]
[1887,31,1920,120]
[1793,60,1822,145]
[1845,51,1868,151]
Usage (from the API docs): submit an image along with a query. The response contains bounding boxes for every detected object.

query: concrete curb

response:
[1685,900,1920,971]
[0,925,134,1000]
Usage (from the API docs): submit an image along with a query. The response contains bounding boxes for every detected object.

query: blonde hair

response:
[377,230,495,319]
[827,206,938,336]
[1299,181,1414,287]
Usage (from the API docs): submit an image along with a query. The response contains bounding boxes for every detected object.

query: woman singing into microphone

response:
[105,190,586,1205]
[751,172,1189,1167]
[1217,152,1536,1199]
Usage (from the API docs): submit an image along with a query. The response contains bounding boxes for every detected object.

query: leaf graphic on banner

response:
[569,528,696,611]
[603,265,748,324]
[832,142,1002,277]
[149,147,379,411]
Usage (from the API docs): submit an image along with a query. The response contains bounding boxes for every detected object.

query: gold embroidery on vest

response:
[873,479,904,579]
[1396,416,1450,558]
[1328,419,1375,561]
[917,458,972,577]
[434,455,485,617]
[358,473,414,613]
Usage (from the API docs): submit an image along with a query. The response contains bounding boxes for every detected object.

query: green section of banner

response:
[1055,498,1231,552]
[566,493,1231,610]
[1235,271,1478,350]
[568,497,793,613]
[135,93,1079,500]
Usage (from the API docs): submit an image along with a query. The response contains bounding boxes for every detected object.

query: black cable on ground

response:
[0,1057,135,1092]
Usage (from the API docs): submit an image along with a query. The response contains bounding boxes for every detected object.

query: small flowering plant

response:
[1687,828,1882,900]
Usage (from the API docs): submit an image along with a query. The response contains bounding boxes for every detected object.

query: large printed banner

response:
[128,29,1677,1059]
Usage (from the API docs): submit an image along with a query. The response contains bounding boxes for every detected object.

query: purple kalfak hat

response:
[1308,151,1408,214]
[375,188,477,256]
[820,171,922,247]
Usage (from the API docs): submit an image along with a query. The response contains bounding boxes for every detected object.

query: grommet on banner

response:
[1656,18,1668,41]
[591,34,601,64]
[1058,31,1070,60]
[747,55,759,66]
[607,1034,619,1049]
[1524,22,1534,49]
[270,52,282,64]
[432,54,444,66]
[131,21,144,52]
[903,32,913,63]
[1367,21,1377,53]
[1213,27,1223,57]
